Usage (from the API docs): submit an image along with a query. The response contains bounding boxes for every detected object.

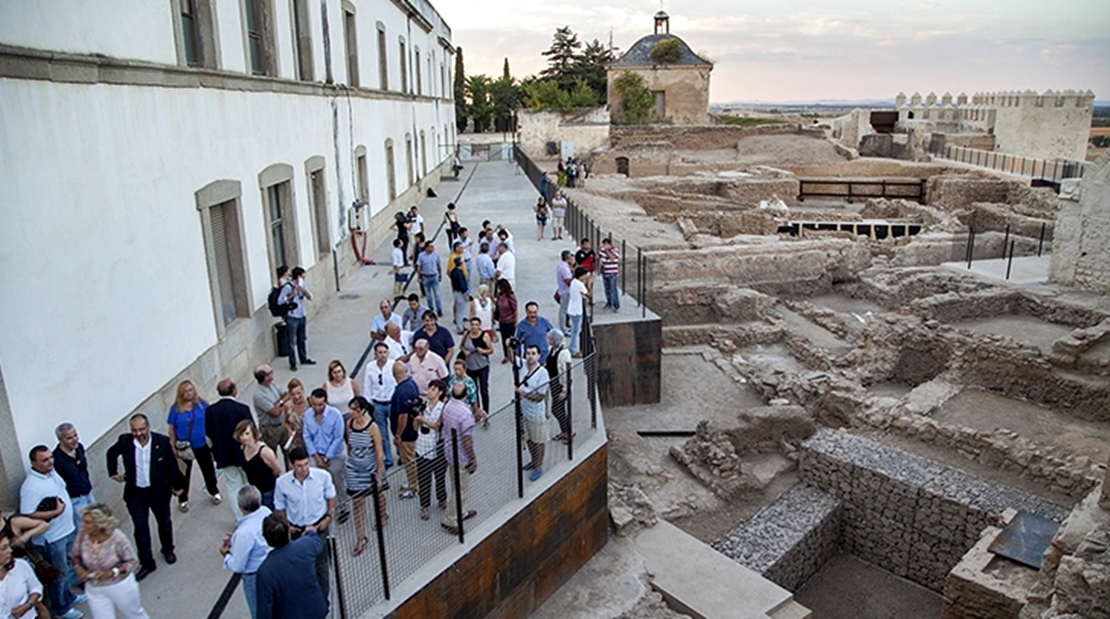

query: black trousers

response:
[126,487,174,570]
[179,445,219,503]
[417,451,448,509]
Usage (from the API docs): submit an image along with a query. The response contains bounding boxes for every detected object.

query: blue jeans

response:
[242,573,258,619]
[285,315,308,367]
[453,291,469,332]
[372,401,394,466]
[569,313,583,356]
[603,273,620,309]
[36,531,77,615]
[72,492,96,529]
[421,274,443,313]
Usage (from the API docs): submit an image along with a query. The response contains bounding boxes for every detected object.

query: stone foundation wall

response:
[713,483,842,591]
[609,124,801,150]
[799,429,1069,592]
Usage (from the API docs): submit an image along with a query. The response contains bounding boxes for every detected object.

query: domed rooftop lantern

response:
[654,10,670,34]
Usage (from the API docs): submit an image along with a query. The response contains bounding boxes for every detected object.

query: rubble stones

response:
[712,483,842,591]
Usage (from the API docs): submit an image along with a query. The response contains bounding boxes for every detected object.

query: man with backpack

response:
[271,266,316,371]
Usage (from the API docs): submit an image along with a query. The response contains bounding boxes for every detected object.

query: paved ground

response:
[118,156,620,618]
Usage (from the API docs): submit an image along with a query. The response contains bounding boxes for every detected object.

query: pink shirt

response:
[410,351,448,395]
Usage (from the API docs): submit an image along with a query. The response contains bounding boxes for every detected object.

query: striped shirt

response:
[600,246,620,275]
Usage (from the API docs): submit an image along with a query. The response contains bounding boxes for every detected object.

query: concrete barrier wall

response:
[392,445,609,619]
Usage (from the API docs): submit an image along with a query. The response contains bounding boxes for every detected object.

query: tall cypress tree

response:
[454,47,468,132]
[503,57,510,80]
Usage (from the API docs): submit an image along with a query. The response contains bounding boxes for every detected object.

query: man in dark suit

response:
[205,377,253,518]
[106,413,183,581]
[256,512,328,619]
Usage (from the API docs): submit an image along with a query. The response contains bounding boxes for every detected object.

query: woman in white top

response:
[414,379,448,522]
[323,360,360,412]
[567,266,590,357]
[0,529,44,619]
[469,284,495,338]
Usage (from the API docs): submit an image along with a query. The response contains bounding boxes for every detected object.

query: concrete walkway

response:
[130,157,610,618]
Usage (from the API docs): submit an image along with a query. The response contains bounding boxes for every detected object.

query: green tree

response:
[489,74,523,132]
[454,48,468,132]
[613,71,653,125]
[540,26,582,92]
[502,57,511,80]
[466,74,494,133]
[575,39,614,103]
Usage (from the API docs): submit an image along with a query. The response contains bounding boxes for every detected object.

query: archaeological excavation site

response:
[527,125,1110,619]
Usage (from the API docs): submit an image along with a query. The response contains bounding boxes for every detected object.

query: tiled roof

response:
[609,33,712,68]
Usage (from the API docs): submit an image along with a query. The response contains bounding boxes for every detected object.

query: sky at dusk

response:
[435,0,1110,103]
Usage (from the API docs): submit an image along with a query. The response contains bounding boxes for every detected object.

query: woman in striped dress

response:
[346,396,386,557]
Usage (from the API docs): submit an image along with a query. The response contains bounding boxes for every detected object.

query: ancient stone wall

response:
[517,108,611,162]
[927,175,1012,208]
[1049,151,1110,292]
[609,123,800,150]
[713,483,842,591]
[798,429,1070,592]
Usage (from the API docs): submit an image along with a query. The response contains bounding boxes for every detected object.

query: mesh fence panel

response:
[328,351,600,616]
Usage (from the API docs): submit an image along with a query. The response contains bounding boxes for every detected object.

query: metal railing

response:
[928,142,1089,183]
[514,146,655,317]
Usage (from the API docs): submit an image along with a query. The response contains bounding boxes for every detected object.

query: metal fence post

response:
[1006,240,1016,280]
[565,363,574,461]
[1003,224,1010,258]
[621,239,627,293]
[450,429,465,543]
[328,535,349,619]
[512,361,524,499]
[1038,223,1046,257]
[370,475,390,600]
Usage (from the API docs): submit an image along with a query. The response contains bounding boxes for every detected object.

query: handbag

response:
[175,411,196,462]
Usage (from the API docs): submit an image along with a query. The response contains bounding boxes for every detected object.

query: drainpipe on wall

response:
[322,0,345,291]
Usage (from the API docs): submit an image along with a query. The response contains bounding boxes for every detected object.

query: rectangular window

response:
[267,184,288,267]
[210,201,248,327]
[180,0,202,66]
[385,141,396,201]
[414,49,421,95]
[356,153,369,203]
[420,133,427,177]
[399,40,407,93]
[310,169,330,256]
[243,0,274,76]
[343,9,359,87]
[405,137,414,187]
[292,0,314,81]
[377,26,388,90]
[652,91,666,118]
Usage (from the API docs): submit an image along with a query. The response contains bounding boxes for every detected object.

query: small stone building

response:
[607,12,713,125]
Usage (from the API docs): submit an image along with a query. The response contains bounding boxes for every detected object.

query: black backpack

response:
[267,283,296,317]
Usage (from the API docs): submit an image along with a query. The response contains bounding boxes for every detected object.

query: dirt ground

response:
[794,554,943,619]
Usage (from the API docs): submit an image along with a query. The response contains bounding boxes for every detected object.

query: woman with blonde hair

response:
[282,378,308,461]
[166,380,220,512]
[234,421,281,510]
[322,360,360,412]
[73,504,149,619]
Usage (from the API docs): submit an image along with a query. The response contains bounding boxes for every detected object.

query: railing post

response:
[1038,223,1046,257]
[565,362,574,461]
[1003,224,1010,258]
[370,475,390,600]
[1006,240,1016,280]
[450,429,465,543]
[621,239,627,293]
[967,229,975,269]
[512,360,524,499]
[588,352,598,430]
[328,535,350,619]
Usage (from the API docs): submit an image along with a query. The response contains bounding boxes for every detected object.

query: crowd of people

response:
[0,171,619,619]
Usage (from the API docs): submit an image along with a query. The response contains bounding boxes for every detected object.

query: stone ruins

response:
[548,123,1109,618]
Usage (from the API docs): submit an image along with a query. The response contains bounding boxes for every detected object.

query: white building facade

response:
[0,0,456,506]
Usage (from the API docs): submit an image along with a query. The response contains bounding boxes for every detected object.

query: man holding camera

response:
[389,361,422,500]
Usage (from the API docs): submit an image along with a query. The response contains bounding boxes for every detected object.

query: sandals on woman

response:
[352,536,369,556]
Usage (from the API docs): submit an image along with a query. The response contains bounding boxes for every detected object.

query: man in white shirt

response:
[369,299,403,343]
[383,321,411,363]
[274,447,336,597]
[495,243,516,291]
[516,345,550,481]
[20,445,84,619]
[363,342,398,468]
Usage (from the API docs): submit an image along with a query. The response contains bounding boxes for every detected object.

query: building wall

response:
[607,65,711,125]
[517,109,611,160]
[1050,151,1110,291]
[0,0,454,506]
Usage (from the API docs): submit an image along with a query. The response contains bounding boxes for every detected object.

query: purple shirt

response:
[440,399,476,466]
[556,261,573,296]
